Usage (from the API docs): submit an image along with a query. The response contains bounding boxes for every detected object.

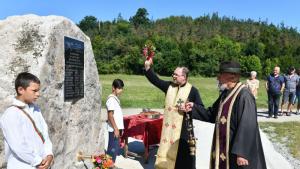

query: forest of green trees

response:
[78,8,300,77]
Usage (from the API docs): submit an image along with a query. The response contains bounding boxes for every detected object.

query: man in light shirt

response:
[0,72,53,169]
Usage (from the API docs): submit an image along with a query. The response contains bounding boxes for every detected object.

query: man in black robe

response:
[144,58,204,169]
[186,61,267,169]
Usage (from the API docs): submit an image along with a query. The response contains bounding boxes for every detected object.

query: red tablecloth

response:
[121,113,163,150]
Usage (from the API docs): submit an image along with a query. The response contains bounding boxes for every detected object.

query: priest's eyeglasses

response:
[172,73,184,77]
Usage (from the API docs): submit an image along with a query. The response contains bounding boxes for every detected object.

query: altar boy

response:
[106,79,125,162]
[0,72,53,169]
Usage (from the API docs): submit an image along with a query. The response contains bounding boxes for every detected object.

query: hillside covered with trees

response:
[78,8,300,77]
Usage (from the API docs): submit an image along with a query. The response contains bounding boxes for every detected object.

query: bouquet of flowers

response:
[92,154,114,169]
[142,42,156,60]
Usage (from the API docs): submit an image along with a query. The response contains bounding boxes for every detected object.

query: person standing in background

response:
[295,68,300,115]
[246,71,260,99]
[280,67,298,116]
[266,66,285,118]
[106,79,125,163]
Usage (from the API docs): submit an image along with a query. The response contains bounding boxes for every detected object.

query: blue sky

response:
[0,0,299,30]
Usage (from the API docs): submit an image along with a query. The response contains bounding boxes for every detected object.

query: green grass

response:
[255,79,269,108]
[100,74,269,108]
[100,74,167,108]
[260,122,300,160]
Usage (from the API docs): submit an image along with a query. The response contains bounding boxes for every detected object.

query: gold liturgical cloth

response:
[155,83,192,169]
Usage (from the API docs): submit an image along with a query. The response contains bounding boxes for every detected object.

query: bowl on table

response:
[140,111,161,119]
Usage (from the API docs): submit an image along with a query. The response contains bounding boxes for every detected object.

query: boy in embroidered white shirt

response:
[106,79,124,163]
[0,72,53,169]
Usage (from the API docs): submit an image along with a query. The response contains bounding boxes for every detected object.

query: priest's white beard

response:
[217,81,228,91]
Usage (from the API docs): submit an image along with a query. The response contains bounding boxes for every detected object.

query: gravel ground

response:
[271,141,300,169]
[257,108,300,169]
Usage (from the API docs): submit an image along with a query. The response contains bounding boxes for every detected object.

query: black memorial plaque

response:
[64,36,84,100]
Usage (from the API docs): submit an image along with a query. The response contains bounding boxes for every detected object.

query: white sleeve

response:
[38,113,53,157]
[0,109,42,166]
[106,98,115,111]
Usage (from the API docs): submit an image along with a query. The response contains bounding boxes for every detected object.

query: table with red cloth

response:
[121,112,163,162]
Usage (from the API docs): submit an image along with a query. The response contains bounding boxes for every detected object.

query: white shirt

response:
[106,94,124,132]
[0,98,53,169]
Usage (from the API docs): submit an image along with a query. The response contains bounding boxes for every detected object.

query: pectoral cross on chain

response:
[177,98,184,107]
[177,98,184,112]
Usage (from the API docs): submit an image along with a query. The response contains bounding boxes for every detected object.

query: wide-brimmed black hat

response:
[219,61,241,74]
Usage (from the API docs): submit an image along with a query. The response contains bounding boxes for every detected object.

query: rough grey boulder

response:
[0,14,105,169]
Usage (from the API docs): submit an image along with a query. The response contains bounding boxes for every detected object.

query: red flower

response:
[143,48,148,56]
[142,43,156,60]
[92,154,114,169]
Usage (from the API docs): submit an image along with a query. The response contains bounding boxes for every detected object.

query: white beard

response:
[217,81,228,91]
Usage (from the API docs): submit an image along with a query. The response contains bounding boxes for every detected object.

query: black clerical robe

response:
[145,68,204,169]
[192,83,267,169]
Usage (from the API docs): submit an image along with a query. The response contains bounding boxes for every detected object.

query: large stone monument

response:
[0,15,105,168]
